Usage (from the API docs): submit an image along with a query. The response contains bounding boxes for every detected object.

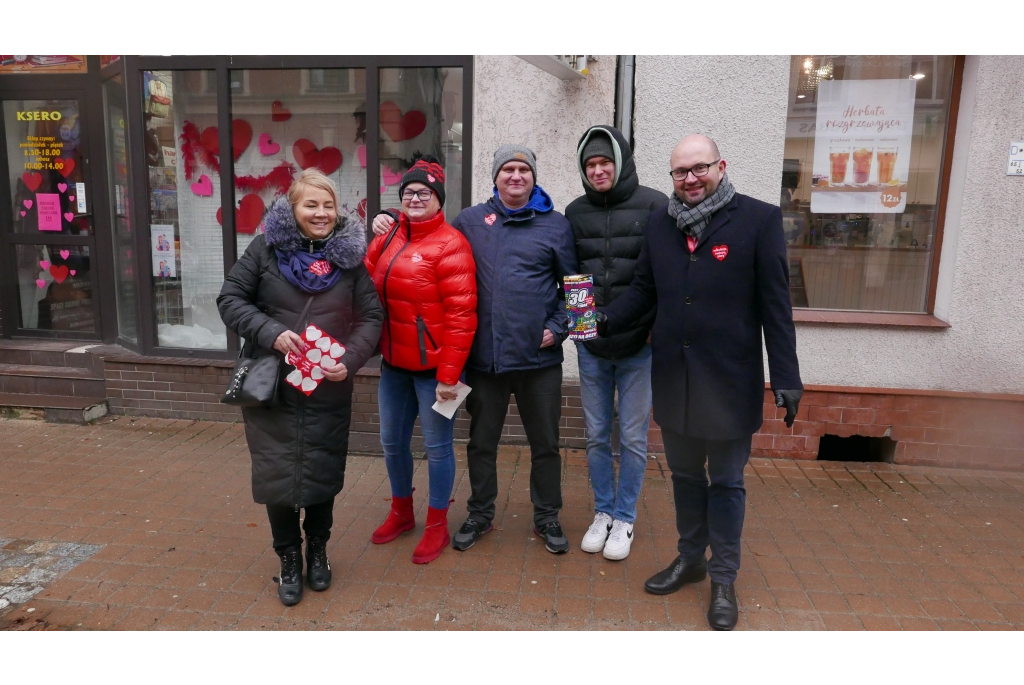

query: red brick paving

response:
[1,415,1023,630]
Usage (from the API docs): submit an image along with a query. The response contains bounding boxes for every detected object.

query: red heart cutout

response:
[217,193,265,234]
[57,158,76,178]
[292,139,342,175]
[49,264,70,284]
[199,120,253,160]
[271,100,292,122]
[22,172,43,192]
[356,198,367,219]
[379,102,426,142]
[712,245,729,261]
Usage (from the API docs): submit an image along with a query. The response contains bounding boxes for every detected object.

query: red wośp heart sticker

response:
[711,245,729,261]
[484,214,496,226]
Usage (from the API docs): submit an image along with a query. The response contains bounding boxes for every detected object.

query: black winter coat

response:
[218,200,383,508]
[603,193,802,440]
[566,125,668,359]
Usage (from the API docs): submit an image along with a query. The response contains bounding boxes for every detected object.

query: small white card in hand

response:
[432,382,472,419]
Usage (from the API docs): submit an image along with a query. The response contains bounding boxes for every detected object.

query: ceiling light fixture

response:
[911,73,926,80]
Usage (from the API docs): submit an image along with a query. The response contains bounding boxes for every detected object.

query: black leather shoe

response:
[305,537,332,591]
[275,547,304,606]
[644,555,708,595]
[452,518,493,551]
[707,581,739,631]
[534,522,569,554]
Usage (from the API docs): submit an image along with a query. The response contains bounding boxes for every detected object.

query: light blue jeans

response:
[576,342,652,524]
[378,365,457,510]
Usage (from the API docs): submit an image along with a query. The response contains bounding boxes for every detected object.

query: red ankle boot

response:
[412,506,451,564]
[371,495,415,544]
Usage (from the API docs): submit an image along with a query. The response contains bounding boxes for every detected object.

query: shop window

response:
[103,74,137,343]
[227,68,367,256]
[781,56,958,313]
[378,67,463,215]
[141,70,227,350]
[12,245,94,333]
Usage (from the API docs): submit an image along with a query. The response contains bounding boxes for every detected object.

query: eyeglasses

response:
[401,188,434,202]
[668,160,721,181]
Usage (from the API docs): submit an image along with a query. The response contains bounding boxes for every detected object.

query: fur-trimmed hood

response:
[262,197,367,270]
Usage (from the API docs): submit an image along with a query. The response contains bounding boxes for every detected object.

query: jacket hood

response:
[262,196,367,270]
[490,184,555,216]
[576,125,640,206]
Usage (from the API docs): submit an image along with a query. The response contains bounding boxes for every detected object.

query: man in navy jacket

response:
[599,135,803,630]
[371,145,578,555]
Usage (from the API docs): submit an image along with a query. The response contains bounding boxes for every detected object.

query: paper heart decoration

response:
[190,174,213,196]
[320,356,336,369]
[315,337,331,352]
[306,348,322,363]
[292,139,342,175]
[271,101,292,122]
[49,265,70,284]
[199,120,253,161]
[68,195,75,202]
[58,183,68,193]
[310,365,324,380]
[63,212,75,222]
[19,211,26,217]
[381,166,403,186]
[57,158,76,178]
[380,102,427,142]
[357,145,366,168]
[258,133,280,156]
[40,260,51,270]
[216,193,265,234]
[305,325,322,341]
[22,172,42,192]
[60,249,70,260]
[70,270,76,276]
[23,199,33,209]
[286,369,303,386]
[356,198,367,219]
[36,278,46,289]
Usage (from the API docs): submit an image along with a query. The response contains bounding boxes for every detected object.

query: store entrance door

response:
[0,91,104,340]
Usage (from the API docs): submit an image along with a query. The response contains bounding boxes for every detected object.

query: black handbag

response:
[221,294,315,407]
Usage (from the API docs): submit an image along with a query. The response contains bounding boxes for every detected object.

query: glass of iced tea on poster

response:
[876,147,898,185]
[829,147,850,186]
[853,146,874,185]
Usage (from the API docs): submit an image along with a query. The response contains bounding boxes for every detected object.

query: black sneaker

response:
[533,521,569,554]
[452,517,493,551]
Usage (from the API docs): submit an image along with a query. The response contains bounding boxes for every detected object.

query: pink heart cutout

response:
[58,183,68,193]
[70,269,76,276]
[64,212,75,223]
[35,279,46,289]
[23,199,33,209]
[258,133,280,156]
[357,145,367,168]
[190,174,213,196]
[68,195,75,202]
[20,210,26,217]
[382,166,403,186]
[40,260,51,270]
[60,249,70,260]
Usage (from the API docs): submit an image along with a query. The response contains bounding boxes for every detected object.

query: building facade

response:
[1,55,1021,470]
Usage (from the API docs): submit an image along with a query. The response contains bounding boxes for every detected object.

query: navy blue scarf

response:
[275,243,343,294]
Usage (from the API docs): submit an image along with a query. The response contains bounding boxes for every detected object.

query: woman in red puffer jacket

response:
[363,155,477,564]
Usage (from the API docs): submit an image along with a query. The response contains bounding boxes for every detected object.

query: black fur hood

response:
[262,197,367,270]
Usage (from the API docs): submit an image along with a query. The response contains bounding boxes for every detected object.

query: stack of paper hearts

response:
[284,324,346,395]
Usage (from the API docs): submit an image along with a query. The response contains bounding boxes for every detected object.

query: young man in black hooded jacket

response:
[565,125,667,560]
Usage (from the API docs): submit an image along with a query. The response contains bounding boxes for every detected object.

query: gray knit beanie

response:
[492,144,538,182]
[580,134,615,164]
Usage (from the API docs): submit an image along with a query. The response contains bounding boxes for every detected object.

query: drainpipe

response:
[614,55,636,147]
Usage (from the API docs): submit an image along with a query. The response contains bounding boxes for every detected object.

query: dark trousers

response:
[661,428,752,584]
[265,497,335,553]
[465,365,563,527]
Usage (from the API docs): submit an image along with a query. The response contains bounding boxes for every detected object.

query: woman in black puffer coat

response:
[218,169,383,606]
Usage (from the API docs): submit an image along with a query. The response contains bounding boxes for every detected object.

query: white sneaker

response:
[603,520,634,560]
[580,512,613,553]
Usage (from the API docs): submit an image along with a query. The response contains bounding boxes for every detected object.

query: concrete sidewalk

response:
[1,416,1022,630]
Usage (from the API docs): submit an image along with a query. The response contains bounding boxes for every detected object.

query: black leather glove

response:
[774,389,803,428]
[595,311,609,338]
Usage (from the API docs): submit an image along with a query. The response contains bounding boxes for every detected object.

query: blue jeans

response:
[576,342,652,524]
[378,365,456,510]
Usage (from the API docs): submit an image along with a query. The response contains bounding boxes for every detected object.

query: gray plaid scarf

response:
[667,173,735,241]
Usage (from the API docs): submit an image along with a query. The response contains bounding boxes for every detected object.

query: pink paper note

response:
[36,193,62,231]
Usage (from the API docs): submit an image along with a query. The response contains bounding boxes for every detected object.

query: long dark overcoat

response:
[218,199,383,508]
[603,192,802,440]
